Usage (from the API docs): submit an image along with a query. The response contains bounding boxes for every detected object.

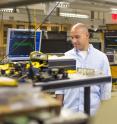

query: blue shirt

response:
[55,44,112,115]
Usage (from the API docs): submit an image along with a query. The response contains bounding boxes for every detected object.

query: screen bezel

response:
[6,28,42,61]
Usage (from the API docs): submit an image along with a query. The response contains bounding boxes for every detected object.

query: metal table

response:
[34,75,111,115]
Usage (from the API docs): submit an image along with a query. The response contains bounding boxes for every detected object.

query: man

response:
[55,23,112,115]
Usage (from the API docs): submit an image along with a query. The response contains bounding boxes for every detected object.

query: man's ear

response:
[87,32,90,38]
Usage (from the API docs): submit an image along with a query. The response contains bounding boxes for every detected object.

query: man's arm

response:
[56,94,64,106]
[100,55,112,101]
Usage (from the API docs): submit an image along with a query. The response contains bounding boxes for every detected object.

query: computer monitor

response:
[41,31,72,53]
[6,28,42,61]
[104,31,117,51]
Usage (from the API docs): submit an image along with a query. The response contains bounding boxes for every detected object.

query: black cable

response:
[36,2,60,29]
[25,6,32,30]
[0,2,60,64]
[0,11,4,58]
[0,11,3,30]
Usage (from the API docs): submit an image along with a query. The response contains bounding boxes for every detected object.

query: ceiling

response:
[0,0,117,12]
[67,0,117,11]
[0,0,117,26]
[1,0,117,20]
[0,0,58,8]
[0,0,117,8]
[25,0,117,12]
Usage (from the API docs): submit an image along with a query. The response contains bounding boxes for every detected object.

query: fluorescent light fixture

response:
[56,2,70,8]
[0,8,13,12]
[111,8,117,13]
[60,12,89,18]
[111,8,117,11]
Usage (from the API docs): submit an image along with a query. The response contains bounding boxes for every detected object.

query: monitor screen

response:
[90,42,101,51]
[104,31,117,51]
[106,54,114,63]
[41,31,72,53]
[6,29,42,61]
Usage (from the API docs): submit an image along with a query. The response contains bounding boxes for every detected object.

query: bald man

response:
[55,23,112,115]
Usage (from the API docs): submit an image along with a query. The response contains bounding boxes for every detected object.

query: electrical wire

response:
[36,2,60,29]
[0,11,4,59]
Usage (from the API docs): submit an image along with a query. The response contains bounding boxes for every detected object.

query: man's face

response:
[71,28,89,50]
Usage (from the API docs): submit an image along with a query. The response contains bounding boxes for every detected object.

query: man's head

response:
[70,23,89,51]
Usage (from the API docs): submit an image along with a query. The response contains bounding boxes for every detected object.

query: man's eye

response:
[75,36,80,39]
[71,36,80,39]
[70,37,73,40]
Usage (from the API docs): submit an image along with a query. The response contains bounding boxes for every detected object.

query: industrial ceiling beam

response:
[69,2,110,12]
[82,0,117,6]
[0,0,62,8]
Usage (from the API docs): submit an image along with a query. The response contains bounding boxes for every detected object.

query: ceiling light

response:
[56,2,70,8]
[60,12,89,18]
[111,8,117,11]
[0,8,13,13]
[111,8,117,13]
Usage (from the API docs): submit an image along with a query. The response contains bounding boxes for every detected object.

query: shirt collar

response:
[74,44,93,54]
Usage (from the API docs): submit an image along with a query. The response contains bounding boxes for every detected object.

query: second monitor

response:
[41,31,72,53]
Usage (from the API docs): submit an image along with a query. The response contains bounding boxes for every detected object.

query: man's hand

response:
[56,94,64,107]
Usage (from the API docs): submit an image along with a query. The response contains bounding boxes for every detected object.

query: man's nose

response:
[72,38,77,43]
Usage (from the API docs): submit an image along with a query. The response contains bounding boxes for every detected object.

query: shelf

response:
[105,36,117,38]
[34,75,111,91]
